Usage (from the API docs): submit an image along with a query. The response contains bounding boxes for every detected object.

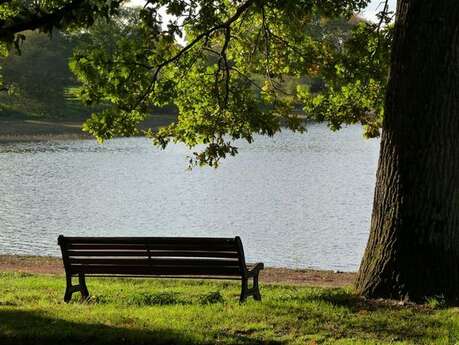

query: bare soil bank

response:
[0,255,355,287]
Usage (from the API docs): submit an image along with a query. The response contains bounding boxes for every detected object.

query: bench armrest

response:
[246,263,264,277]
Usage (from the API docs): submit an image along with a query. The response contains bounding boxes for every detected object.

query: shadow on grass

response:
[277,288,418,312]
[0,309,282,345]
[274,289,456,343]
[0,309,188,345]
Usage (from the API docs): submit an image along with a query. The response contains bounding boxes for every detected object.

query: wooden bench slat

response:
[69,258,240,267]
[70,265,242,276]
[67,244,149,250]
[146,251,239,258]
[77,275,241,280]
[63,237,236,244]
[68,250,149,257]
[67,242,237,251]
[67,250,239,258]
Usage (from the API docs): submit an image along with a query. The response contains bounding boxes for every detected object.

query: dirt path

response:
[0,255,355,287]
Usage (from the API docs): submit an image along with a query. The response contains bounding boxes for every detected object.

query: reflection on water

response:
[0,124,379,271]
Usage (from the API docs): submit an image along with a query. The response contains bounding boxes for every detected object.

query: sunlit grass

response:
[0,272,458,344]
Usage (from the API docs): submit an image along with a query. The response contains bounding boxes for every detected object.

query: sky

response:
[129,0,397,23]
[362,0,396,22]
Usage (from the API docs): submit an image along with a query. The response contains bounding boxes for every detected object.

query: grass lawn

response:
[0,272,458,345]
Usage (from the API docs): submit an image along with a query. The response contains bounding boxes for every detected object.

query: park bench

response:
[58,235,264,303]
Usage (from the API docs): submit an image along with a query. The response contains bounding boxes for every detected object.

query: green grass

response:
[1,272,459,345]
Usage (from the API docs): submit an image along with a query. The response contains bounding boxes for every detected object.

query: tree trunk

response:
[356,0,459,302]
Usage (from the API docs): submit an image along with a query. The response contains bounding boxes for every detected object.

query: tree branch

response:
[131,0,257,110]
[0,0,123,38]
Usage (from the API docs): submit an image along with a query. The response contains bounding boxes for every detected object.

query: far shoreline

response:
[0,116,178,142]
[0,255,356,288]
[0,119,90,141]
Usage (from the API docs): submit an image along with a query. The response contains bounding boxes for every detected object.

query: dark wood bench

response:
[58,235,264,303]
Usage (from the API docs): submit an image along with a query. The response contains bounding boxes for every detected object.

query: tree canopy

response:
[1,0,392,166]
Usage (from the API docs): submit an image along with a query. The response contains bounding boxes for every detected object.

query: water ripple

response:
[0,124,379,271]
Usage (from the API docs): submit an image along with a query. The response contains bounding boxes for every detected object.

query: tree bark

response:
[356,0,459,302]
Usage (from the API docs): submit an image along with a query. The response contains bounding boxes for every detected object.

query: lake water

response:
[0,124,380,271]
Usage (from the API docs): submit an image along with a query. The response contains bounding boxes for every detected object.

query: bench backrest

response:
[58,236,248,278]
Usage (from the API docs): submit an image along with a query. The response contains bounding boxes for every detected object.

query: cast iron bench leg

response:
[240,273,262,303]
[64,273,90,302]
[253,273,261,301]
[79,273,90,300]
[64,275,73,303]
[240,278,249,303]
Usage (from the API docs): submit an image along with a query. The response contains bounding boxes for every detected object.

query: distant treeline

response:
[0,31,83,119]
